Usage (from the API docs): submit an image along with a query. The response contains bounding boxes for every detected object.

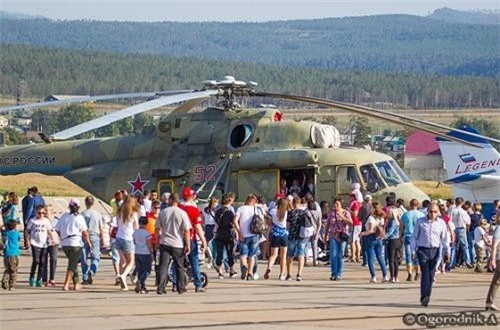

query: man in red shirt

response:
[179,187,207,292]
[349,192,362,263]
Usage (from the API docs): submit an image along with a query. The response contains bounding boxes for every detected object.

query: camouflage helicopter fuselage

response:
[0,107,429,204]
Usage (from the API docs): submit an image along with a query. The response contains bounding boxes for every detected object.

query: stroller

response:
[154,253,208,290]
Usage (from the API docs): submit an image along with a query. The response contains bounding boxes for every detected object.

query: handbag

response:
[334,212,350,242]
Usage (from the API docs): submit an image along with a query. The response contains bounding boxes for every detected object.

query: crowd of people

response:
[1,184,500,311]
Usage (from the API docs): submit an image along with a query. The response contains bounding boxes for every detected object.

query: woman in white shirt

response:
[55,199,91,291]
[115,196,139,291]
[264,198,289,280]
[27,205,55,287]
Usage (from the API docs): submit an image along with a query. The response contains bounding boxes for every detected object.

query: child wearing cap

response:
[2,220,20,291]
[474,219,492,273]
[133,216,153,294]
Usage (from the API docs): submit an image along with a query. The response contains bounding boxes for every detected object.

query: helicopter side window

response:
[389,160,410,182]
[336,165,360,195]
[360,164,385,192]
[229,124,254,149]
[375,161,402,187]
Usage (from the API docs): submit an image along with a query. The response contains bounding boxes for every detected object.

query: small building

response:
[44,94,90,102]
[404,131,445,180]
[16,117,32,127]
[0,115,8,128]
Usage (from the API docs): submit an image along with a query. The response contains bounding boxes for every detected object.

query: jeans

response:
[329,238,346,278]
[366,234,387,278]
[188,240,202,289]
[416,247,439,301]
[135,253,152,288]
[309,235,319,262]
[157,244,186,293]
[81,234,101,282]
[467,231,476,264]
[43,244,58,282]
[361,235,368,266]
[452,227,471,266]
[403,235,418,266]
[30,246,48,281]
[111,240,120,265]
[239,235,260,257]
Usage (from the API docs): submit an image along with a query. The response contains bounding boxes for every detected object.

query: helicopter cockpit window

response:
[229,123,254,149]
[389,160,410,183]
[337,165,360,195]
[360,164,385,192]
[375,161,402,187]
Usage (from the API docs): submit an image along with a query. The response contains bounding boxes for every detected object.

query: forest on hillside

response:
[1,14,498,77]
[1,45,498,109]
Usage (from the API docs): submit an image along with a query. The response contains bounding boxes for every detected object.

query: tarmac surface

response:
[1,251,499,330]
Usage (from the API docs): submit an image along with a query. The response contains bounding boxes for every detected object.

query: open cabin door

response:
[237,169,279,203]
[157,179,175,197]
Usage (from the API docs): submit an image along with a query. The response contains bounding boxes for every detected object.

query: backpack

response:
[250,206,266,235]
[300,210,315,239]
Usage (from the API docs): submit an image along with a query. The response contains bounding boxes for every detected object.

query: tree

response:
[1,127,30,145]
[133,114,155,133]
[452,116,500,149]
[55,103,96,139]
[30,108,58,134]
[349,115,372,146]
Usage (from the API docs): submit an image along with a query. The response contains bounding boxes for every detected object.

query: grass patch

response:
[414,180,453,200]
[0,173,88,197]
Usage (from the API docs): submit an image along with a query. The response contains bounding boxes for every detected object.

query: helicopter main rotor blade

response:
[50,90,217,141]
[257,92,483,148]
[328,99,500,145]
[0,90,192,114]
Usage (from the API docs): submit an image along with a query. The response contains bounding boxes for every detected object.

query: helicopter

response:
[1,76,499,205]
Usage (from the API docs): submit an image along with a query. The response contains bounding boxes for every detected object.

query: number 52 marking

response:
[194,164,217,182]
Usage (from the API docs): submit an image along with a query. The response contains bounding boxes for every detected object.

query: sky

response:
[1,0,498,22]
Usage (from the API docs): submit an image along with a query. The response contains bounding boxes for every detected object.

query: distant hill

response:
[0,10,47,20]
[429,7,500,25]
[1,14,498,77]
[1,44,498,109]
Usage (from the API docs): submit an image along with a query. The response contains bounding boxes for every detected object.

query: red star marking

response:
[128,173,149,195]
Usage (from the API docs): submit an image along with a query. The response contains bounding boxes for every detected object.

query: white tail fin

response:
[436,125,500,180]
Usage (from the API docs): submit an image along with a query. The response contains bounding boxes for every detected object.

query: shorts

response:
[352,225,362,242]
[270,234,288,248]
[239,235,260,258]
[287,238,308,258]
[115,237,135,254]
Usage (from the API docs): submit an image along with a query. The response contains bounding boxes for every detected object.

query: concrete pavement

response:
[1,252,499,330]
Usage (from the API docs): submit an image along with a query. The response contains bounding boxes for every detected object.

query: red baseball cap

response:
[182,187,196,199]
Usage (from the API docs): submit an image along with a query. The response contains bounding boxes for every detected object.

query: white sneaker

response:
[253,273,259,280]
[383,275,389,283]
[390,278,396,283]
[279,275,286,281]
[370,277,377,283]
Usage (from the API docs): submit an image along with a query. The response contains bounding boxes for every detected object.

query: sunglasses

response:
[428,210,439,214]
[154,207,161,209]
[38,212,46,215]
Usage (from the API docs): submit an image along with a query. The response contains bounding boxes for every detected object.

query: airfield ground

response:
[1,252,498,330]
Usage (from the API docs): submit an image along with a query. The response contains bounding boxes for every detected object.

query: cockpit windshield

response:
[360,164,385,192]
[375,161,403,187]
[389,160,410,182]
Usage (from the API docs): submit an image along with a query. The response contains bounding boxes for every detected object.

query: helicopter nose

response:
[396,183,430,203]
